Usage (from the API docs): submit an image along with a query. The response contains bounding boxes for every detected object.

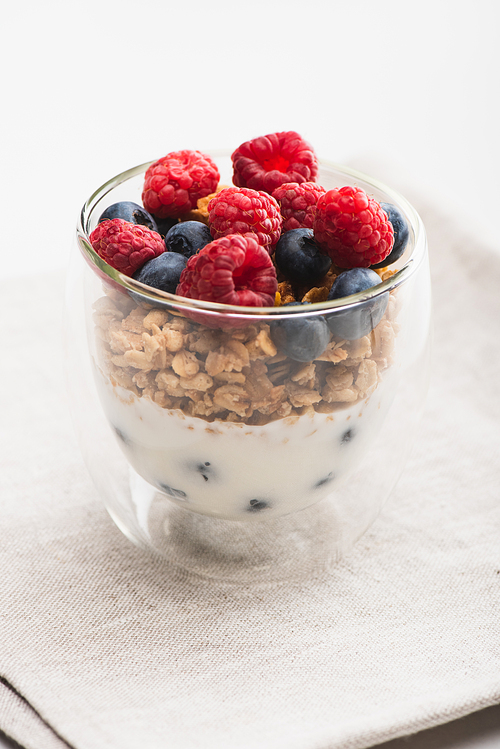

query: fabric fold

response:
[0,678,72,749]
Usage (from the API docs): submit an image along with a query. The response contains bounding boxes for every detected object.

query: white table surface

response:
[1,0,499,747]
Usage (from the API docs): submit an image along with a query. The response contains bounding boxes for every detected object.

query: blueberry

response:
[133,252,187,294]
[274,228,331,286]
[325,268,388,340]
[112,426,130,444]
[314,472,335,488]
[159,483,187,500]
[270,303,329,362]
[341,428,355,444]
[247,499,270,512]
[189,461,215,483]
[165,221,213,259]
[154,216,179,238]
[371,203,409,268]
[98,201,158,232]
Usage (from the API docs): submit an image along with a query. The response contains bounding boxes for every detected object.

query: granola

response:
[93,280,399,425]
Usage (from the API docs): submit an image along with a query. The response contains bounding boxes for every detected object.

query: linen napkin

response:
[1,168,499,749]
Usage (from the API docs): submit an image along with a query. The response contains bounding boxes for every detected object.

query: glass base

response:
[103,468,378,584]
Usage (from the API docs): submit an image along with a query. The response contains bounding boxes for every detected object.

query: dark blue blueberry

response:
[314,472,335,488]
[325,268,388,340]
[165,221,213,259]
[159,483,187,500]
[371,203,409,269]
[341,428,355,444]
[113,426,130,444]
[154,216,179,238]
[189,461,215,483]
[247,499,270,512]
[98,201,158,232]
[133,252,187,294]
[274,228,331,286]
[270,303,329,362]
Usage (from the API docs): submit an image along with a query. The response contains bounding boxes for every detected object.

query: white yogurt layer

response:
[94,368,396,521]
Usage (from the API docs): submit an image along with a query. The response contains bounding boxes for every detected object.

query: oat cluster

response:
[92,283,400,426]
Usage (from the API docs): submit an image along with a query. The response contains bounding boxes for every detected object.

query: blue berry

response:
[371,203,409,268]
[98,201,158,232]
[247,498,270,512]
[325,268,388,340]
[314,472,335,488]
[155,216,179,238]
[341,428,355,444]
[165,221,213,258]
[113,426,130,445]
[133,251,187,294]
[275,228,331,286]
[270,302,329,362]
[189,461,215,482]
[159,483,187,500]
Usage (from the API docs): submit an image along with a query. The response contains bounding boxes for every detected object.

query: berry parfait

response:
[66,132,431,583]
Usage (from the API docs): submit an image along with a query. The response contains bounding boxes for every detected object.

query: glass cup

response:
[65,153,431,583]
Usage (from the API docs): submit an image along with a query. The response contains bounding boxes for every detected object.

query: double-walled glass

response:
[65,153,431,583]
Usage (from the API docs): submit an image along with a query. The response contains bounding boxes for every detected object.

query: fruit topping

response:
[272,181,326,231]
[164,221,213,259]
[176,234,277,307]
[90,218,165,277]
[154,216,179,238]
[133,251,187,294]
[371,202,409,268]
[314,186,394,268]
[142,150,220,219]
[270,302,329,362]
[274,228,331,286]
[98,201,158,232]
[325,268,388,340]
[208,187,282,251]
[231,131,318,194]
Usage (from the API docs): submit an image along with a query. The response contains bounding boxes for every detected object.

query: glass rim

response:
[77,152,427,320]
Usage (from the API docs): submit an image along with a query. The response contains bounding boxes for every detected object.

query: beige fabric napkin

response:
[1,170,499,749]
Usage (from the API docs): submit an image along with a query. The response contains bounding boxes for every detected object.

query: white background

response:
[1,1,499,746]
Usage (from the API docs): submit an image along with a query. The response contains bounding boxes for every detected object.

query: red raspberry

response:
[313,186,394,268]
[232,131,318,194]
[142,150,220,219]
[176,234,277,307]
[272,182,326,232]
[208,187,282,251]
[89,219,165,276]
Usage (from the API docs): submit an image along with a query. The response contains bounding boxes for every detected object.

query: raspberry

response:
[272,182,326,232]
[313,186,394,268]
[176,234,277,307]
[142,150,220,219]
[231,131,318,194]
[208,187,282,251]
[89,218,165,276]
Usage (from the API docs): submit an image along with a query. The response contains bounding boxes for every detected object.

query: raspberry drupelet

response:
[142,150,219,219]
[231,131,318,194]
[208,187,282,252]
[272,182,326,231]
[89,219,165,276]
[313,186,394,268]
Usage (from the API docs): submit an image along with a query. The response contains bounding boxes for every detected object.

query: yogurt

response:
[94,367,395,521]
